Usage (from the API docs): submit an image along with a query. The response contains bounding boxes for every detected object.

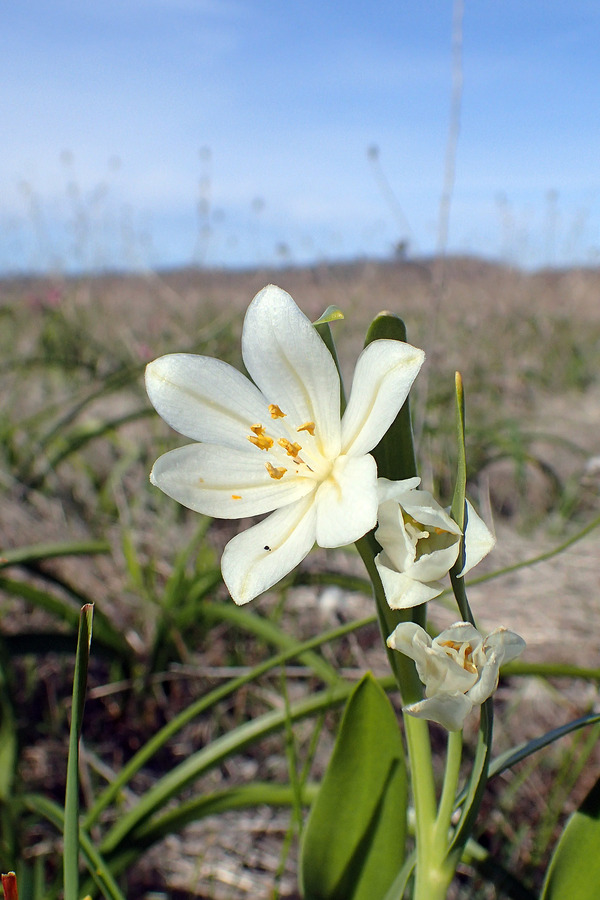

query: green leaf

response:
[541,774,600,899]
[359,312,425,699]
[364,313,418,482]
[63,604,93,900]
[448,371,475,626]
[299,673,407,900]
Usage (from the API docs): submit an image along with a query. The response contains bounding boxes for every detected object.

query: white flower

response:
[387,621,526,731]
[146,285,424,605]
[374,478,495,609]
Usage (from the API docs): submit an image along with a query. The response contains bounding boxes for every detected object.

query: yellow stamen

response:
[247,424,274,451]
[231,494,242,500]
[269,404,286,419]
[278,438,302,458]
[297,421,315,435]
[440,640,477,674]
[265,462,287,480]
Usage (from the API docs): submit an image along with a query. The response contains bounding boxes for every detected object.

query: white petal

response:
[376,476,421,504]
[401,488,462,536]
[150,443,314,518]
[404,693,473,731]
[436,622,482,646]
[375,500,416,572]
[221,496,317,604]
[242,286,342,459]
[407,542,461,583]
[459,501,496,576]
[483,628,526,664]
[465,652,501,706]
[146,353,269,449]
[314,454,378,547]
[340,340,425,457]
[386,621,432,658]
[376,556,444,609]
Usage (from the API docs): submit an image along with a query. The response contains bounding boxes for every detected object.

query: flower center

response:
[245,405,326,482]
[439,639,478,675]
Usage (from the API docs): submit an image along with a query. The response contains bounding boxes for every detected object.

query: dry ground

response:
[2,256,600,898]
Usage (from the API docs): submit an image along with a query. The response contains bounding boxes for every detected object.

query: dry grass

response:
[1,256,600,898]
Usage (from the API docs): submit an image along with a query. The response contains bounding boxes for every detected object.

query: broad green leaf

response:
[63,604,93,900]
[541,774,600,899]
[299,673,407,900]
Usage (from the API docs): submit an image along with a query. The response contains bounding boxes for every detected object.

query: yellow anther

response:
[231,494,242,500]
[278,438,302,458]
[247,425,274,451]
[249,433,274,450]
[297,421,315,435]
[265,462,287,480]
[269,404,286,419]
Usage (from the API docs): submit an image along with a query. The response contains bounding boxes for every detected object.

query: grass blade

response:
[63,604,93,900]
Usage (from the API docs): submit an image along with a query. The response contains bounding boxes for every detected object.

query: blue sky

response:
[2,0,599,273]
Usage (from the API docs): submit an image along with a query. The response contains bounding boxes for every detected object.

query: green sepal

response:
[541,773,600,899]
[299,673,407,900]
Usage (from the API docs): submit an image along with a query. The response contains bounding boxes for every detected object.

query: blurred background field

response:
[1,256,600,897]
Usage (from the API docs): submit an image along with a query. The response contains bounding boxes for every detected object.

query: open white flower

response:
[375,478,495,610]
[387,621,525,731]
[146,284,424,605]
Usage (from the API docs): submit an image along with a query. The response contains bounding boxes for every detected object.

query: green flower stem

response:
[433,728,463,857]
[355,532,422,703]
[356,530,450,899]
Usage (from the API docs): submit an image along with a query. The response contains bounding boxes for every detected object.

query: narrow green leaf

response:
[85,615,374,832]
[24,794,126,900]
[132,782,319,848]
[450,372,466,530]
[448,371,475,626]
[488,712,600,783]
[0,541,110,569]
[541,774,600,899]
[300,673,407,900]
[381,851,416,900]
[0,576,131,664]
[63,604,93,900]
[364,313,418,482]
[0,650,16,803]
[99,675,396,857]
